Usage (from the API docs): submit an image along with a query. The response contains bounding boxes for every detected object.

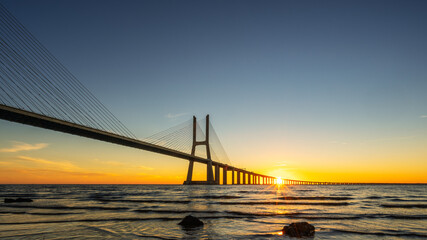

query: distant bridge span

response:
[0,104,276,185]
[0,104,358,185]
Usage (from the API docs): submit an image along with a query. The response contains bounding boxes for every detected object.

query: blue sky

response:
[1,0,426,183]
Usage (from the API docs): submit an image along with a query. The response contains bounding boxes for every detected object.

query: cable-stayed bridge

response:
[0,3,354,185]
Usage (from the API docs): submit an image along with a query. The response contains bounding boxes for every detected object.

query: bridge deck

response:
[0,104,269,177]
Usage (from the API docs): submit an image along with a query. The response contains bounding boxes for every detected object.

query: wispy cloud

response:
[275,162,287,167]
[139,165,154,171]
[0,141,48,153]
[420,115,427,118]
[3,168,113,177]
[92,159,124,167]
[16,156,76,170]
[166,112,187,119]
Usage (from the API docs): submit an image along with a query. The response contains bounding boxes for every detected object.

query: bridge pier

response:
[184,115,216,185]
[215,164,220,184]
[223,167,227,185]
[237,171,240,184]
[231,169,234,184]
[243,172,246,184]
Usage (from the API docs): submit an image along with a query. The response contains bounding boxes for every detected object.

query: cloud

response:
[0,141,48,153]
[275,162,287,167]
[16,156,76,170]
[92,159,124,167]
[32,169,114,177]
[166,113,187,119]
[0,167,113,177]
[139,165,154,171]
[420,115,427,118]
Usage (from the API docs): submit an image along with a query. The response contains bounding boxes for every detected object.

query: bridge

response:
[0,3,354,185]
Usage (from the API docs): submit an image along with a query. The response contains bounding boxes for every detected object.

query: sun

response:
[276,177,283,185]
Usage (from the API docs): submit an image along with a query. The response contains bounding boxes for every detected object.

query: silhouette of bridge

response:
[0,3,354,185]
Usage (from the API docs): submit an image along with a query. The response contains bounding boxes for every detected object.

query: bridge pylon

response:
[183,115,215,185]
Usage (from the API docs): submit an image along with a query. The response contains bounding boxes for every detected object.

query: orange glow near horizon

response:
[0,119,426,184]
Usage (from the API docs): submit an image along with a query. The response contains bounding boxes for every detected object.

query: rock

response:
[4,198,33,203]
[282,222,315,238]
[178,215,204,228]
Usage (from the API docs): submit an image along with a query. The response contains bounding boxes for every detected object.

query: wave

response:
[366,196,382,199]
[214,201,349,206]
[134,209,221,214]
[28,212,83,216]
[0,217,181,225]
[387,214,427,220]
[289,215,362,220]
[191,195,243,199]
[333,229,427,238]
[381,204,427,208]
[277,196,351,201]
[134,209,302,217]
[0,211,26,214]
[389,198,427,202]
[1,204,129,211]
[97,199,191,204]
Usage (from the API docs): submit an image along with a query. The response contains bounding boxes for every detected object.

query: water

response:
[0,184,426,239]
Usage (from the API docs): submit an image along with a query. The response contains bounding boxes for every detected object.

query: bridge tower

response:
[183,115,215,185]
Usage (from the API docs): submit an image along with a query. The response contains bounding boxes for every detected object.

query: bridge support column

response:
[185,161,194,184]
[231,169,234,184]
[215,164,220,185]
[237,171,240,184]
[243,172,246,184]
[223,167,227,185]
[184,115,215,185]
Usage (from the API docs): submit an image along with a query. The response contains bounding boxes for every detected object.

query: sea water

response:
[0,184,426,239]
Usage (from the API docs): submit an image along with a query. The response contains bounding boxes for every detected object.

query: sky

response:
[0,0,426,184]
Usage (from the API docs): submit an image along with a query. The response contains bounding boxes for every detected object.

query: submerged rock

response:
[4,198,33,203]
[282,222,315,237]
[178,215,204,228]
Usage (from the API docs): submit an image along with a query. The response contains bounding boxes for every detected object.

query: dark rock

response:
[4,198,33,203]
[282,222,315,237]
[178,215,204,228]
